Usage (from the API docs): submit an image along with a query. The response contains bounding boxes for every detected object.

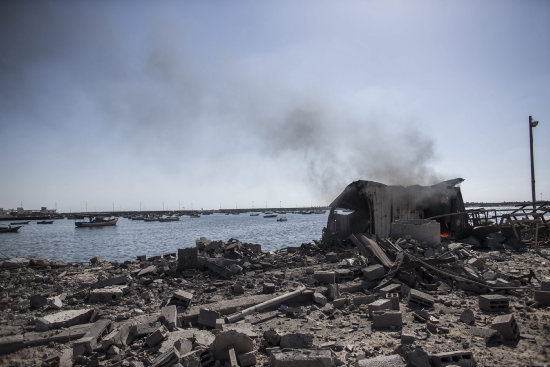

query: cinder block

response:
[479,294,509,312]
[198,309,220,329]
[386,293,400,310]
[171,290,193,307]
[408,289,434,308]
[335,268,354,282]
[146,325,169,348]
[491,313,520,341]
[363,264,386,281]
[380,283,401,296]
[430,350,475,367]
[327,283,340,300]
[314,271,336,284]
[368,299,392,317]
[263,282,276,294]
[89,286,128,303]
[534,290,550,306]
[372,311,402,329]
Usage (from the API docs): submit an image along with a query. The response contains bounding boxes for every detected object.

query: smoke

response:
[0,1,442,204]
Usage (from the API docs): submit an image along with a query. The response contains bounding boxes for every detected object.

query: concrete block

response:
[161,305,177,330]
[353,294,375,306]
[270,349,334,367]
[102,324,132,349]
[198,309,220,329]
[30,294,48,309]
[89,286,129,303]
[280,332,313,348]
[335,268,354,282]
[327,283,340,300]
[73,319,112,356]
[368,299,392,317]
[363,264,386,281]
[150,347,180,367]
[146,325,169,348]
[263,282,276,293]
[137,265,157,277]
[491,313,520,341]
[408,289,434,308]
[314,271,336,284]
[429,350,475,367]
[471,326,503,346]
[92,275,129,289]
[391,219,441,247]
[478,294,509,312]
[35,309,94,331]
[534,290,550,306]
[372,311,402,329]
[332,297,347,308]
[357,354,405,366]
[313,292,327,306]
[380,283,401,296]
[238,351,256,366]
[386,293,400,310]
[177,248,198,271]
[171,290,193,306]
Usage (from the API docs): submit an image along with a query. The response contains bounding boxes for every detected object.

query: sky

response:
[1,0,549,212]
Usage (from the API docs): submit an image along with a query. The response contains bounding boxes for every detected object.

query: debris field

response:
[1,232,550,366]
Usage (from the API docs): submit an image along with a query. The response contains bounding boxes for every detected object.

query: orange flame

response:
[440,232,451,238]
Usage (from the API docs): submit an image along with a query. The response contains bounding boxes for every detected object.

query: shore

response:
[0,235,549,366]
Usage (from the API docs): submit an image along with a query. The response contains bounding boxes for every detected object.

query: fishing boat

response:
[10,221,29,225]
[250,213,260,216]
[264,214,278,218]
[0,225,21,233]
[277,216,288,222]
[75,217,118,227]
[37,220,54,224]
[159,216,180,222]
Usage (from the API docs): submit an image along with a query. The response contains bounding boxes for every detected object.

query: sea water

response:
[0,212,329,263]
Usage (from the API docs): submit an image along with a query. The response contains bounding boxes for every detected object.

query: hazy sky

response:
[1,1,549,212]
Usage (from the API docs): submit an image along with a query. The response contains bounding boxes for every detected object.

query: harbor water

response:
[0,212,329,263]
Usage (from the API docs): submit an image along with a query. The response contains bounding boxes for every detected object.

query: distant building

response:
[40,207,57,214]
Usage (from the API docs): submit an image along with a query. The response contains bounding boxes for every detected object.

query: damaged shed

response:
[324,178,468,242]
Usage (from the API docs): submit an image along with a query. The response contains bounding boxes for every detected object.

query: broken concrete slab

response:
[212,330,254,361]
[408,289,434,308]
[35,309,94,331]
[2,258,30,268]
[279,332,313,348]
[357,354,405,366]
[270,349,334,367]
[160,305,177,330]
[73,319,112,356]
[146,325,169,348]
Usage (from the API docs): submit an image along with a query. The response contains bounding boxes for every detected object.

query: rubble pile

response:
[1,233,549,366]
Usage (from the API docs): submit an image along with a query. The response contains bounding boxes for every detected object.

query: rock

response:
[30,295,48,309]
[264,328,282,346]
[90,256,102,265]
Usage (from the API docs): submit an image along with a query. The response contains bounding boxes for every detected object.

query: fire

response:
[440,232,451,238]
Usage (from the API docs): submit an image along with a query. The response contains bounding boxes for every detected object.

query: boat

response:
[75,217,118,227]
[37,220,54,224]
[264,214,278,218]
[159,216,180,222]
[143,216,159,222]
[277,216,288,222]
[10,221,29,225]
[189,213,200,218]
[250,213,260,216]
[0,225,21,233]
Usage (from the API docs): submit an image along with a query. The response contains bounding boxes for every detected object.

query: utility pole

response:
[529,116,539,212]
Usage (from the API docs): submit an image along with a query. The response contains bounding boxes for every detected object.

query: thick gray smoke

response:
[1,2,442,204]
